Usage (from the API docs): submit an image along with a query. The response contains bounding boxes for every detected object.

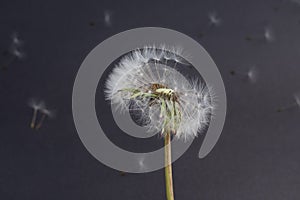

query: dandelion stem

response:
[36,113,46,130]
[30,109,38,128]
[164,131,174,200]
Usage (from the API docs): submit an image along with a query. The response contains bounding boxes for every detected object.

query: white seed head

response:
[105,46,214,140]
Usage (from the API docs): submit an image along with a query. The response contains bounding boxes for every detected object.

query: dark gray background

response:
[1,0,300,199]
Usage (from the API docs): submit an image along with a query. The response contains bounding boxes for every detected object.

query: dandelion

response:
[35,107,54,130]
[277,92,300,112]
[230,66,258,83]
[28,99,45,128]
[105,46,214,200]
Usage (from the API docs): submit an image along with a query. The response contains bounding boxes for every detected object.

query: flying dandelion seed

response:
[28,99,45,128]
[35,107,55,130]
[105,45,214,200]
[245,26,275,43]
[137,156,149,172]
[247,66,258,83]
[263,27,275,42]
[1,32,25,70]
[10,46,25,59]
[277,93,300,112]
[104,10,112,27]
[199,11,221,38]
[230,66,258,83]
[208,11,221,27]
[11,32,23,46]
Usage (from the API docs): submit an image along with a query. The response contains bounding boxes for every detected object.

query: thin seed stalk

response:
[164,131,174,200]
[30,109,37,128]
[36,113,46,130]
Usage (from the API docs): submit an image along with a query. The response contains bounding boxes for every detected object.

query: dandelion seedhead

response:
[105,46,214,140]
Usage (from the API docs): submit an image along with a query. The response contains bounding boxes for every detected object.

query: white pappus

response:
[105,46,215,141]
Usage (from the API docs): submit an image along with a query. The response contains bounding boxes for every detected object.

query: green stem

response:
[165,131,174,200]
